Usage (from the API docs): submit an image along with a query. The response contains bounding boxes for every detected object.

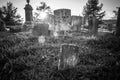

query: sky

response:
[0,0,120,21]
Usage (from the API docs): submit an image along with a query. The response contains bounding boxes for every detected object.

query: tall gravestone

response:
[23,0,34,31]
[116,7,120,36]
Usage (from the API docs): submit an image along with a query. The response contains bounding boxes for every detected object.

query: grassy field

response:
[0,31,120,80]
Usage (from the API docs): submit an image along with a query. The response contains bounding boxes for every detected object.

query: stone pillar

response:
[116,7,120,36]
[24,0,34,31]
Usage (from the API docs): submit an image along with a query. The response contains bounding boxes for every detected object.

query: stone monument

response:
[23,0,34,31]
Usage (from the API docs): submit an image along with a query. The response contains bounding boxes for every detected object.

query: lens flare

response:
[53,31,58,37]
[38,36,45,43]
[40,12,47,19]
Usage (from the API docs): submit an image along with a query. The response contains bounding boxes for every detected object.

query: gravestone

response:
[23,0,34,31]
[58,44,79,70]
[32,23,49,36]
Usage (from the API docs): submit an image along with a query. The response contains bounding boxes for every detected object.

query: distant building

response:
[102,19,117,31]
[102,19,116,26]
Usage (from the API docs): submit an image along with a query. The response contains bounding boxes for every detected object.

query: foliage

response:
[0,2,23,26]
[0,9,6,31]
[0,32,120,80]
[83,0,105,26]
[34,2,52,23]
[0,8,4,19]
[36,2,51,12]
[0,18,6,31]
[112,9,118,19]
[86,33,120,53]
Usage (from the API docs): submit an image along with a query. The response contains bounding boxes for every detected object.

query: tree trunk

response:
[88,17,93,31]
[92,16,98,36]
[116,7,120,37]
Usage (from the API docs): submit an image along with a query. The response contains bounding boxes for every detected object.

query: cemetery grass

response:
[0,32,120,80]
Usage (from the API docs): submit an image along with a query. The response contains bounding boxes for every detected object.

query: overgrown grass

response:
[0,32,120,80]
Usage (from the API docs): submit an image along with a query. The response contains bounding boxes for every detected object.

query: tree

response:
[0,8,6,31]
[36,2,51,12]
[0,2,23,26]
[116,7,120,37]
[83,0,105,31]
[112,8,119,20]
[34,2,52,23]
[0,8,4,19]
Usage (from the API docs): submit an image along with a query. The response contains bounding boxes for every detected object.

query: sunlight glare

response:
[38,36,45,43]
[40,12,47,19]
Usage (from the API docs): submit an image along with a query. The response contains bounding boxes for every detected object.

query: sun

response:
[39,12,47,19]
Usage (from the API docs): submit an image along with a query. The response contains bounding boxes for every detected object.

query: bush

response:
[9,27,21,33]
[86,34,120,52]
[0,32,120,80]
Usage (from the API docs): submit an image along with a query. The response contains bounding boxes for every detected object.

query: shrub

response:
[86,34,120,52]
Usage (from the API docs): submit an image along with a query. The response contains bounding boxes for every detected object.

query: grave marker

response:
[32,23,49,36]
[58,44,79,70]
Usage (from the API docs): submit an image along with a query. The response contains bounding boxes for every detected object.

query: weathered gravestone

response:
[23,0,34,31]
[58,44,79,70]
[32,23,49,36]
